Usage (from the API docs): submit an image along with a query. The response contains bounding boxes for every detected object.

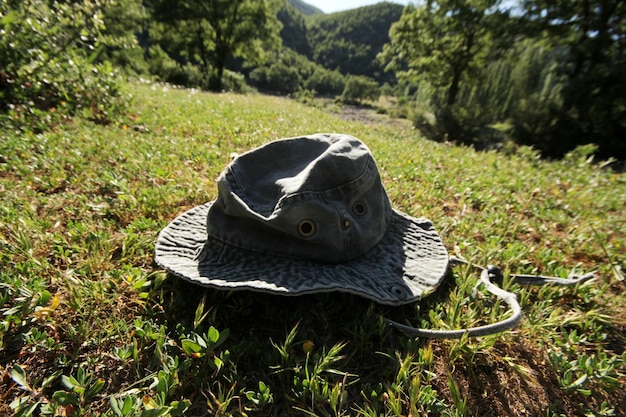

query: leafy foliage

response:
[287,0,323,16]
[306,67,346,96]
[278,1,312,58]
[98,0,149,75]
[341,75,381,104]
[382,0,625,160]
[381,0,511,146]
[0,0,130,131]
[382,0,509,108]
[518,0,626,160]
[249,47,345,96]
[149,0,282,91]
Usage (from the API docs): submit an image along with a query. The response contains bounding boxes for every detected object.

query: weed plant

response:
[1,82,624,416]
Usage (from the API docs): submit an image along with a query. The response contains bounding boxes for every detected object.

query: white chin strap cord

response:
[385,257,597,339]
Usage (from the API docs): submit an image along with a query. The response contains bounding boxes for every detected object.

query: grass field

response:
[1,81,625,416]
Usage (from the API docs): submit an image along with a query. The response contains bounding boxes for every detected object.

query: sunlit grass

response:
[1,81,624,416]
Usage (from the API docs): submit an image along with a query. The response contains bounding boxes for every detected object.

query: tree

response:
[306,68,345,96]
[99,0,149,74]
[1,0,129,129]
[381,0,509,107]
[150,0,282,91]
[250,62,301,94]
[379,0,513,145]
[519,0,626,159]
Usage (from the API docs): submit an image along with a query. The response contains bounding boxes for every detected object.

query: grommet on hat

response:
[155,133,449,306]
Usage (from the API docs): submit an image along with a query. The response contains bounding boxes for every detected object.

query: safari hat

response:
[155,133,449,306]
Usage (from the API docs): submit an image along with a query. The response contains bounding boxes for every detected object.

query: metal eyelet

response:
[352,201,367,216]
[297,219,316,238]
[390,286,406,298]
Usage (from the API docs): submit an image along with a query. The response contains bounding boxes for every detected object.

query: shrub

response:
[99,0,148,75]
[250,62,301,95]
[341,75,380,105]
[305,68,345,96]
[147,45,183,82]
[0,0,129,130]
[268,63,302,94]
[411,100,506,149]
[222,70,253,94]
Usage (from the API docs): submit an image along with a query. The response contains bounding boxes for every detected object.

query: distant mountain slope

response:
[279,1,312,57]
[287,0,323,16]
[307,2,404,83]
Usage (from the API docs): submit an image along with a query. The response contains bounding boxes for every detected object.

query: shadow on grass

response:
[155,267,457,352]
[149,270,457,413]
[151,267,624,417]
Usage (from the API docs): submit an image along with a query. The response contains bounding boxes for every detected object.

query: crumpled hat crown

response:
[206,134,392,263]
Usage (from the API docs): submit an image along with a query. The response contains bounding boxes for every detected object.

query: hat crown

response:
[206,134,392,263]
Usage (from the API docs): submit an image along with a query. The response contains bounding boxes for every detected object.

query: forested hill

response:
[287,0,323,16]
[279,1,312,58]
[245,1,404,98]
[278,1,405,83]
[307,3,404,83]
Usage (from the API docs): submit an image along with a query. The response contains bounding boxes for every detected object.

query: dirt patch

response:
[432,340,587,416]
[336,105,412,128]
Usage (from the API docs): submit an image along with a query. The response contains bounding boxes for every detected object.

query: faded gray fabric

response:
[208,134,392,263]
[155,133,449,305]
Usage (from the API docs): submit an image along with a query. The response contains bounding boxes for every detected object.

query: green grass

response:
[1,81,625,416]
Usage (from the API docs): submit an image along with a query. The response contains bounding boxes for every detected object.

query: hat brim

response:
[155,203,449,306]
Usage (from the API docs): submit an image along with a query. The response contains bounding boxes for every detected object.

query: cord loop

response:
[384,257,596,339]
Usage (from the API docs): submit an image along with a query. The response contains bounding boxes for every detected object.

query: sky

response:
[304,0,411,14]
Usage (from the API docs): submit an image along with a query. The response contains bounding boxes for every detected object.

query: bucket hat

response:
[155,133,449,306]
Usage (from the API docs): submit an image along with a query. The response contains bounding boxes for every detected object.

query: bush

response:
[249,48,348,97]
[0,0,129,130]
[222,70,252,94]
[341,75,380,105]
[411,100,505,149]
[305,68,345,96]
[99,0,148,75]
[268,64,301,94]
[249,67,270,90]
[250,62,301,94]
[147,45,177,79]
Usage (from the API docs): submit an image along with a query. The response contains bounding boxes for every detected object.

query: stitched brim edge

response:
[154,203,449,306]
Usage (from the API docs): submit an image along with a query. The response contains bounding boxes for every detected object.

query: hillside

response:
[279,1,312,57]
[278,1,404,83]
[287,0,323,16]
[307,2,404,82]
[1,82,624,416]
